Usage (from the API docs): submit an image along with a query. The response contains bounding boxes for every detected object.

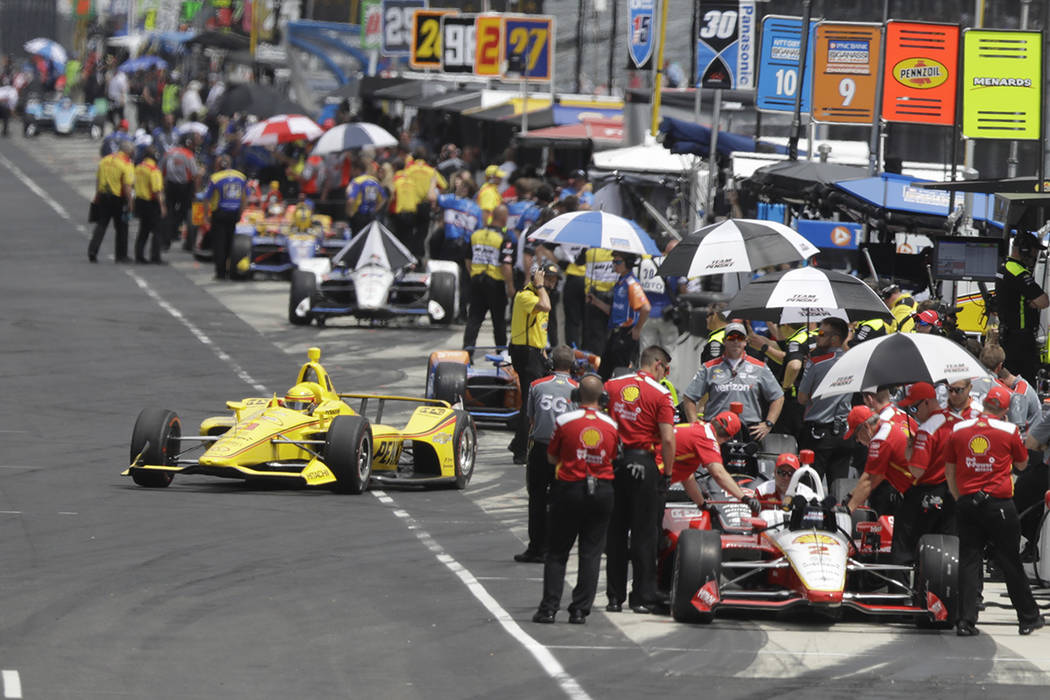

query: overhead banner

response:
[962,29,1042,140]
[362,0,384,50]
[410,8,457,69]
[755,14,818,114]
[474,14,504,76]
[696,0,756,90]
[441,14,477,73]
[882,21,959,125]
[627,0,656,70]
[504,15,554,81]
[812,21,882,124]
[381,0,427,57]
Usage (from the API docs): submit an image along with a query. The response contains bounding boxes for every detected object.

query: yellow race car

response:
[124,347,476,493]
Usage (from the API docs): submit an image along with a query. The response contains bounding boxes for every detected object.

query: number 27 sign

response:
[811,21,882,124]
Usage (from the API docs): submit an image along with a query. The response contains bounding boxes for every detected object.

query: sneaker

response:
[1020,615,1046,636]
[956,621,980,636]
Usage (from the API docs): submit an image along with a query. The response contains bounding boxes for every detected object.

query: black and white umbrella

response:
[658,218,819,277]
[726,267,892,322]
[332,221,416,272]
[811,333,990,398]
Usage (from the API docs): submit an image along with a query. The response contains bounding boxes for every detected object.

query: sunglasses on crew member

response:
[775,469,794,478]
[612,259,626,265]
[948,386,969,394]
[726,333,746,341]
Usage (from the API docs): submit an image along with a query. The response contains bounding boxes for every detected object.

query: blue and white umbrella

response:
[24,38,67,68]
[313,122,398,155]
[528,211,661,256]
[118,55,169,73]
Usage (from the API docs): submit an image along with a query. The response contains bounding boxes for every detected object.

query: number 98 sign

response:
[811,21,882,124]
[503,16,554,81]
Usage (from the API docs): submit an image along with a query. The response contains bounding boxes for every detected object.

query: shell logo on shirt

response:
[621,385,640,403]
[968,435,990,456]
[580,427,602,448]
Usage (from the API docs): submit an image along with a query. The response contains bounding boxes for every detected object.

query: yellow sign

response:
[962,29,1042,140]
[410,9,457,70]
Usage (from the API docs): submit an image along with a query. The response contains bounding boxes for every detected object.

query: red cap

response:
[983,384,1012,412]
[898,382,937,408]
[916,309,941,327]
[711,411,742,438]
[844,405,874,438]
[775,453,800,471]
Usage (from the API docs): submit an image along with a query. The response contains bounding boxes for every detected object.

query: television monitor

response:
[931,237,1003,282]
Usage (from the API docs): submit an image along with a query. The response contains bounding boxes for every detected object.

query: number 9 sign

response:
[812,21,881,123]
[503,16,554,81]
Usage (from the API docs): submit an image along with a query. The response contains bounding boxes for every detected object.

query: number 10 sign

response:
[811,21,882,124]
[756,15,819,114]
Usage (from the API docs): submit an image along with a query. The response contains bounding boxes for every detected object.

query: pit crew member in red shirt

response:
[670,412,762,512]
[894,382,957,565]
[845,404,913,518]
[945,385,1045,636]
[603,346,676,614]
[532,374,619,625]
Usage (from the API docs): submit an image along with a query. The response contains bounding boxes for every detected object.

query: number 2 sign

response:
[812,22,882,124]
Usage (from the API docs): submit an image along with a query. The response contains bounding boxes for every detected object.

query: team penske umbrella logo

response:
[968,435,990,456]
[792,533,838,546]
[621,385,641,403]
[893,58,948,89]
[580,427,602,448]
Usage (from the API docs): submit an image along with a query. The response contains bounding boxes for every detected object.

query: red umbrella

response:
[242,114,322,147]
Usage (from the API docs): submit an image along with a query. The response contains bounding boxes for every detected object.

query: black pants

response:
[524,439,553,556]
[562,275,585,348]
[165,181,194,250]
[509,344,546,457]
[956,494,1041,626]
[599,326,639,381]
[799,422,854,484]
[869,480,904,519]
[462,275,508,350]
[775,395,804,438]
[539,479,615,616]
[210,209,241,279]
[582,303,609,355]
[1002,330,1040,387]
[547,287,560,347]
[891,481,955,565]
[606,450,663,607]
[88,193,128,260]
[1014,460,1049,546]
[0,104,9,136]
[134,199,162,262]
[349,211,379,234]
[392,211,420,257]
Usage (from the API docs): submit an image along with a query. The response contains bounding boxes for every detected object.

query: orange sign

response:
[410,9,457,70]
[475,15,503,76]
[881,21,959,125]
[812,22,882,124]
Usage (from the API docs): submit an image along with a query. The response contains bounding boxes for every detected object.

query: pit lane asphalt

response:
[2,134,1049,700]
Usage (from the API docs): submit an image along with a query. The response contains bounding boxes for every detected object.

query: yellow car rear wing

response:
[339,392,452,425]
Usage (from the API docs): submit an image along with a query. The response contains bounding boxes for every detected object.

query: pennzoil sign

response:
[892,58,948,89]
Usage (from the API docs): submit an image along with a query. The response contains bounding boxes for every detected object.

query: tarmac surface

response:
[1,132,1049,699]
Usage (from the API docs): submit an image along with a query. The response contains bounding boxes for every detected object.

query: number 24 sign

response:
[503,16,554,81]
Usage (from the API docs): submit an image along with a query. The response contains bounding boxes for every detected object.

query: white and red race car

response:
[669,463,958,628]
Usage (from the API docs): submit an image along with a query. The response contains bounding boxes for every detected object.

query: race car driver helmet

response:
[284,382,322,412]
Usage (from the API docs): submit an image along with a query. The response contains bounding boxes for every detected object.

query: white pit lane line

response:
[3,670,22,699]
[1,152,593,700]
[373,490,593,700]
